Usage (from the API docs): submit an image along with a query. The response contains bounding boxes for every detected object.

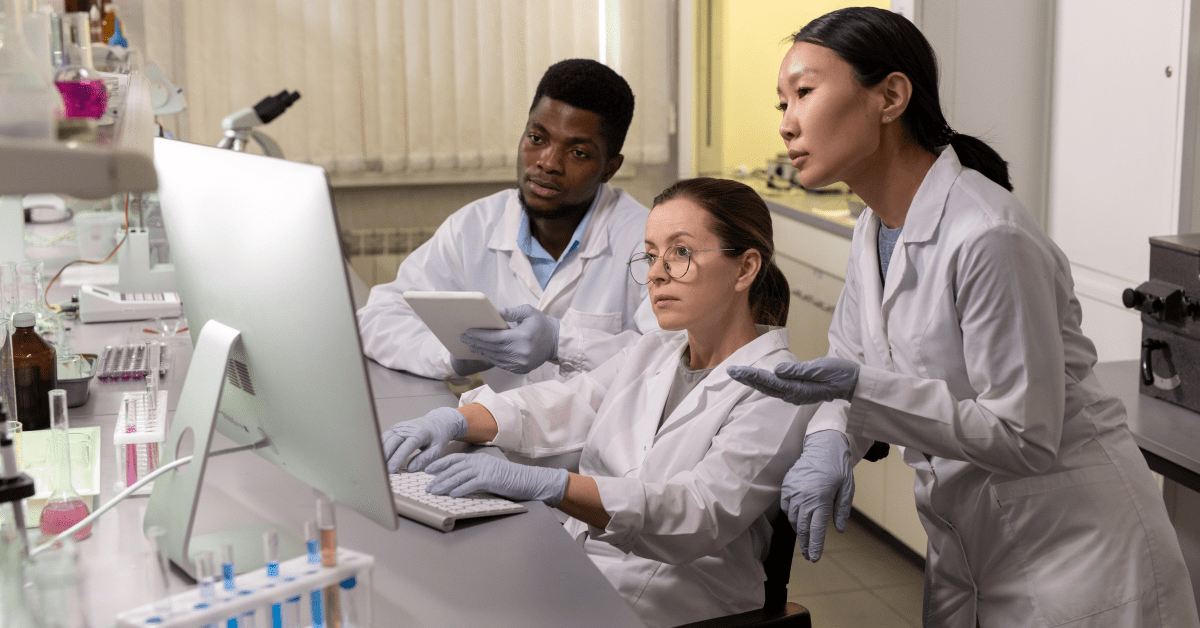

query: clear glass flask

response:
[38,389,91,542]
[52,12,106,119]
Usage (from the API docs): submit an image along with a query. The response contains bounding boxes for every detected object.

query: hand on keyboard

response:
[426,453,569,507]
[382,408,468,473]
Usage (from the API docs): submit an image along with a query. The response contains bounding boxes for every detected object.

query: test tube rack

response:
[97,343,170,382]
[116,547,375,628]
[112,390,168,494]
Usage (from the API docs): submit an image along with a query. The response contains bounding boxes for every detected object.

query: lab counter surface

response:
[1095,360,1200,492]
[55,318,646,627]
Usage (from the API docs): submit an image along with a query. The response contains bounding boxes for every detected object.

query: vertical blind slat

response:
[161,0,670,177]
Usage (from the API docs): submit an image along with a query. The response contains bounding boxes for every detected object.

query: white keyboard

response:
[389,472,527,532]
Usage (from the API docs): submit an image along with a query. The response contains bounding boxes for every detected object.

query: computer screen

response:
[145,138,397,573]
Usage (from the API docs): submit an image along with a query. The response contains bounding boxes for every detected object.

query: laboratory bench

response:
[1095,361,1200,492]
[43,314,646,628]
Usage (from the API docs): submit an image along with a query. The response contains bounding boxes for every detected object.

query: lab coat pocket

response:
[991,464,1152,626]
[562,308,623,335]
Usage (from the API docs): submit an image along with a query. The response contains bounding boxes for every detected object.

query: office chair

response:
[677,512,812,627]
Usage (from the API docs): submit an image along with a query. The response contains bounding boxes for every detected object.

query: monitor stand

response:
[143,320,300,579]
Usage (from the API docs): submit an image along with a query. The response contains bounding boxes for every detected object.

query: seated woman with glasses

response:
[381,177,814,628]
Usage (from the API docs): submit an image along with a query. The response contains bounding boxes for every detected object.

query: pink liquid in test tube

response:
[56,80,108,119]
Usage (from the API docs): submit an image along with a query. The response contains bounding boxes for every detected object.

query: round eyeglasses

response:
[628,245,736,285]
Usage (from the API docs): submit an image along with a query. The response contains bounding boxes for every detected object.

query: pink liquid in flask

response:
[40,499,93,541]
[56,80,108,119]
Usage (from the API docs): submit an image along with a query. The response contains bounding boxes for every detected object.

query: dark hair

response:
[793,7,1011,191]
[531,59,635,160]
[653,178,790,327]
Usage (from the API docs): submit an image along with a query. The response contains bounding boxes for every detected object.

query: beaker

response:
[30,537,90,628]
[0,261,17,323]
[38,389,91,542]
[14,261,45,320]
[0,500,40,628]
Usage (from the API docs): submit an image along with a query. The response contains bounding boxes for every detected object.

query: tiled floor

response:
[787,516,926,627]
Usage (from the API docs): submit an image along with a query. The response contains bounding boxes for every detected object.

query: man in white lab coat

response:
[358,59,656,395]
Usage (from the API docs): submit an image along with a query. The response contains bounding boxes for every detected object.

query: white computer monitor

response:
[144,137,398,577]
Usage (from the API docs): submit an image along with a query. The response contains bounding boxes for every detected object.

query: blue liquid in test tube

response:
[264,529,282,628]
[222,543,237,628]
[306,521,324,628]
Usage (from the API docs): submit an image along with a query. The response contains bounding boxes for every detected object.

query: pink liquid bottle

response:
[52,12,107,119]
[39,389,92,542]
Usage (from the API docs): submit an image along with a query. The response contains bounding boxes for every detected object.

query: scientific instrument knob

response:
[1122,288,1144,309]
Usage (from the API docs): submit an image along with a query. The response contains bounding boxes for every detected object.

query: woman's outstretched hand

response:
[727,357,861,406]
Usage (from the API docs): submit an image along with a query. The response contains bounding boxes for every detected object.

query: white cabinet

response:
[771,210,928,556]
[771,212,850,361]
[1047,0,1200,360]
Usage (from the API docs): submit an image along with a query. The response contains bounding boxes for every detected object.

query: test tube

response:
[284,596,301,628]
[338,576,359,627]
[122,397,137,488]
[316,493,340,628]
[146,526,172,620]
[221,543,236,591]
[305,521,324,628]
[264,529,282,628]
[196,550,217,628]
[145,340,160,414]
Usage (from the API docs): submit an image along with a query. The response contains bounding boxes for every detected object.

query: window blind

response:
[143,0,673,182]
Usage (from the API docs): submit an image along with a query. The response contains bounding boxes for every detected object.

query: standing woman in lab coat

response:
[728,7,1199,627]
[382,178,813,627]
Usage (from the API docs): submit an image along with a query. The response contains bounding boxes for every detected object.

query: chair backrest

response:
[763,511,797,609]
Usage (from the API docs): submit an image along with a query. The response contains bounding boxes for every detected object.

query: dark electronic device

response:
[1124,234,1200,412]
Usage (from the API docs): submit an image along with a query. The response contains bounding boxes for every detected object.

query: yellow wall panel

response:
[719,0,889,176]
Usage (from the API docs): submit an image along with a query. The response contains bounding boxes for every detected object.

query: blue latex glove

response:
[381,407,468,473]
[450,356,491,377]
[785,430,855,562]
[726,357,861,406]
[425,453,570,507]
[459,305,560,375]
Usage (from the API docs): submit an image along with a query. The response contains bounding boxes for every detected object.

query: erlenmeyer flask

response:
[38,389,90,542]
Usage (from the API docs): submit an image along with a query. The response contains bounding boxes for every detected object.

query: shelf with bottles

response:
[0,63,156,199]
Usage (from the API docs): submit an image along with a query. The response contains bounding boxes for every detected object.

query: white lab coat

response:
[463,327,812,628]
[357,184,659,393]
[808,147,1199,627]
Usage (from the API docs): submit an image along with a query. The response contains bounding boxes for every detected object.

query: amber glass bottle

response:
[11,312,57,431]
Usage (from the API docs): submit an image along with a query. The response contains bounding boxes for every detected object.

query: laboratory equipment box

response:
[1125,234,1200,413]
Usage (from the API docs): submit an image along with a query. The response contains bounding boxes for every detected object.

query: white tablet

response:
[403,291,510,360]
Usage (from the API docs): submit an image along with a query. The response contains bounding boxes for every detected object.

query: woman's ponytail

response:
[750,261,790,327]
[794,7,1012,191]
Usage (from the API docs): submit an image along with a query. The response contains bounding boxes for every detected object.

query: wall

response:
[920,0,1054,227]
[331,162,680,286]
[716,0,889,177]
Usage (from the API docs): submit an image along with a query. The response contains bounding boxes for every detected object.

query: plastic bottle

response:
[54,11,106,119]
[0,0,59,140]
[11,312,56,431]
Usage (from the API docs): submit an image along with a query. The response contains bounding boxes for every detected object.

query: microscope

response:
[216,90,301,158]
[1123,234,1200,412]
